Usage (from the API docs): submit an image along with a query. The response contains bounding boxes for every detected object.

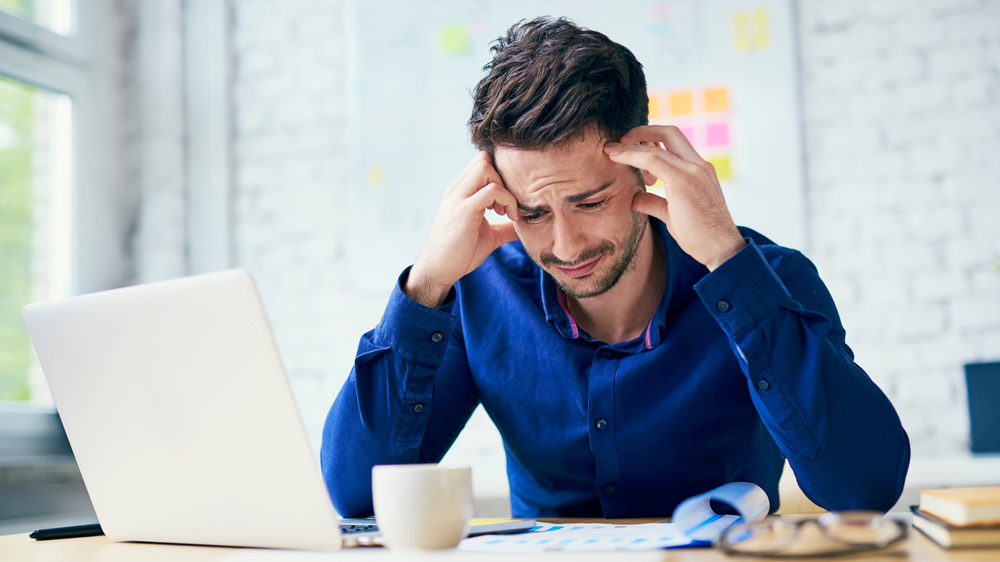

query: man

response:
[321,17,909,518]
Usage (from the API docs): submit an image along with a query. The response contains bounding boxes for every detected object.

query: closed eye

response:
[520,210,548,223]
[578,199,607,211]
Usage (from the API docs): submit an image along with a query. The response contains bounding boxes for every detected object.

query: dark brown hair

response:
[468,17,648,154]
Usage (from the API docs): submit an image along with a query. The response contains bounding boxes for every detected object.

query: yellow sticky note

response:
[734,9,770,52]
[648,95,661,120]
[669,91,693,116]
[753,10,770,50]
[368,165,385,187]
[708,156,732,181]
[439,24,470,55]
[704,88,729,112]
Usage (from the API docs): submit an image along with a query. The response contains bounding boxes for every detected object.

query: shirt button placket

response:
[591,347,623,514]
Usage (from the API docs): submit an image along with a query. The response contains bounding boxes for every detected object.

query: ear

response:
[641,169,658,186]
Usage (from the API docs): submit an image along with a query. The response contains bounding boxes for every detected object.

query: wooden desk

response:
[2,518,998,561]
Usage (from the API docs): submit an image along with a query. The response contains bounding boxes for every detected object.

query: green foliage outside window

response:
[0,75,36,401]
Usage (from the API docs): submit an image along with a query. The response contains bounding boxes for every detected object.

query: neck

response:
[565,222,666,344]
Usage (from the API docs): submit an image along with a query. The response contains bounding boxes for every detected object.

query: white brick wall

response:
[799,0,1000,457]
[220,0,1000,507]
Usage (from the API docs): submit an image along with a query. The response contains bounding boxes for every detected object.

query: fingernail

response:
[609,150,621,156]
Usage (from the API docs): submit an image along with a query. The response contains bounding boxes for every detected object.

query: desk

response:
[1,518,999,561]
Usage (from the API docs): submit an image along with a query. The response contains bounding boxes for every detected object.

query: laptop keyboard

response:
[339,523,379,535]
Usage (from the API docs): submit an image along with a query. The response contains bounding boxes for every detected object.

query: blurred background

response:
[1,0,998,533]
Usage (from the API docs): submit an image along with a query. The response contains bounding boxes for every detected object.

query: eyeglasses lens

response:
[724,520,798,554]
[820,512,903,547]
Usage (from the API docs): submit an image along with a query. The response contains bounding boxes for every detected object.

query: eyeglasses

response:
[716,511,908,558]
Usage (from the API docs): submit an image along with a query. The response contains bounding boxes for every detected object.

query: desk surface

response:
[2,518,998,561]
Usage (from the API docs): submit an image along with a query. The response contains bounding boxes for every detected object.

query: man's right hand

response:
[405,152,520,308]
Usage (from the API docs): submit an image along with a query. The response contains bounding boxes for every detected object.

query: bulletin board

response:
[346,0,806,289]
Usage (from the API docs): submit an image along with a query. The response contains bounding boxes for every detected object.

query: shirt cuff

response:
[373,267,458,367]
[693,239,793,336]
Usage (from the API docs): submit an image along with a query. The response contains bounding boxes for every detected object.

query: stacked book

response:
[912,486,1000,548]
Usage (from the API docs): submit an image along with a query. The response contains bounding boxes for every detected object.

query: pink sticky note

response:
[678,125,696,144]
[705,122,730,147]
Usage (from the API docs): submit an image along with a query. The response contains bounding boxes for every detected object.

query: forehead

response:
[493,132,620,200]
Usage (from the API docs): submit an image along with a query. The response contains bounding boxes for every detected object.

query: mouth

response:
[556,255,604,278]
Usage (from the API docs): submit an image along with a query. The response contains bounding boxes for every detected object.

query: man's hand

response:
[604,126,746,271]
[406,152,520,308]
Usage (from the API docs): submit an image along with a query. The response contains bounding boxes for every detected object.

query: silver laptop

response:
[23,269,347,550]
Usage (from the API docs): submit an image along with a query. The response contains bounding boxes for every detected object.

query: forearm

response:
[695,241,910,511]
[320,270,469,516]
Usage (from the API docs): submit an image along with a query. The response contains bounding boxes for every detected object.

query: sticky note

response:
[648,95,661,120]
[734,9,770,52]
[368,165,385,187]
[669,91,693,115]
[708,156,732,180]
[678,125,695,144]
[705,122,730,147]
[469,19,487,34]
[439,24,470,55]
[704,88,729,112]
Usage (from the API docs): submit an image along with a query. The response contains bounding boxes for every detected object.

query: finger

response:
[447,152,500,197]
[604,142,700,182]
[490,220,519,246]
[632,191,669,221]
[466,182,518,215]
[458,157,505,198]
[618,125,705,166]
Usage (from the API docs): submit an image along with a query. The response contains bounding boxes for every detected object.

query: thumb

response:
[632,191,668,221]
[492,220,519,247]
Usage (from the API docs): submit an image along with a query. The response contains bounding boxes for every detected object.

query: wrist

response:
[704,235,747,272]
[404,267,452,308]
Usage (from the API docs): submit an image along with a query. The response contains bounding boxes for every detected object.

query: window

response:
[0,0,73,35]
[0,75,72,403]
[0,1,82,406]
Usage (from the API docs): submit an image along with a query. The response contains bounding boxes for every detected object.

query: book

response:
[919,486,1000,526]
[911,506,1000,548]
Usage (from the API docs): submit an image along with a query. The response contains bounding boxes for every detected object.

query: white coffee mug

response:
[371,464,473,550]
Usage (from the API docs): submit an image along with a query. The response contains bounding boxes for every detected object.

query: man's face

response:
[494,131,648,299]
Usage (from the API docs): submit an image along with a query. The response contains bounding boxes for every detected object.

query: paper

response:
[460,482,768,553]
[705,122,730,147]
[439,24,470,55]
[709,155,733,181]
[734,9,770,52]
[704,88,729,112]
[459,522,697,553]
[669,91,693,115]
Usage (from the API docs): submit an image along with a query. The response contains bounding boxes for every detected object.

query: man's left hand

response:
[604,125,746,272]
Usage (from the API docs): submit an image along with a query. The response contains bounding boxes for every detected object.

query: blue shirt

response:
[321,220,910,518]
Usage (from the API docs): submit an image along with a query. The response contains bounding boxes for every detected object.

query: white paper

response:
[458,482,770,553]
[458,522,695,553]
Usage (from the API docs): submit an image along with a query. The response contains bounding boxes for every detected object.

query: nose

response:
[550,215,588,264]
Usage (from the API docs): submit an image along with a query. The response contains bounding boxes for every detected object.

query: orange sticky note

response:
[708,156,732,181]
[648,95,661,121]
[669,91,693,115]
[704,88,729,112]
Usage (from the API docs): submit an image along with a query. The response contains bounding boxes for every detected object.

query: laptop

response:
[22,269,377,549]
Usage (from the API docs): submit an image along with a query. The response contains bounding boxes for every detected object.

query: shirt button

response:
[430,332,443,343]
[595,419,608,430]
[602,350,613,359]
[757,379,770,391]
[604,484,616,493]
[717,300,731,313]
[413,403,424,413]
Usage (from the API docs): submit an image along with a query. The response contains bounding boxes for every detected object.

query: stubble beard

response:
[539,210,649,300]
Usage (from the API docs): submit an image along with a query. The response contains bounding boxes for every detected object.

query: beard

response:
[536,210,649,299]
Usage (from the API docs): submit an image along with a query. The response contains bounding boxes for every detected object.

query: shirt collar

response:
[539,217,689,351]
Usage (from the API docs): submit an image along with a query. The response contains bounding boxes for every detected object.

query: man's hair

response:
[468,17,648,154]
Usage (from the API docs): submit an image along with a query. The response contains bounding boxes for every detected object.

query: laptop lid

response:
[23,269,342,550]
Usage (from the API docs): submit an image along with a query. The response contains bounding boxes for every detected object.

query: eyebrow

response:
[517,180,615,214]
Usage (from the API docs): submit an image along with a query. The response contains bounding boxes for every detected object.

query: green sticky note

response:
[440,24,470,55]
